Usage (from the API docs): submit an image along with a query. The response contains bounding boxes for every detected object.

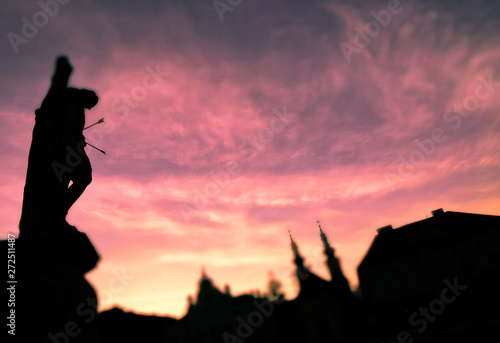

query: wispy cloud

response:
[1,0,499,317]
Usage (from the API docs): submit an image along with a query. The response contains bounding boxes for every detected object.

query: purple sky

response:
[1,0,499,317]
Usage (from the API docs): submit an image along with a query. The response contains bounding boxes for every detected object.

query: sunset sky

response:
[1,0,499,318]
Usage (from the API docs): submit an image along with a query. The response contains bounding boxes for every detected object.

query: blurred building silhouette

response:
[359,208,498,308]
[93,208,500,342]
[162,223,356,342]
[357,209,500,342]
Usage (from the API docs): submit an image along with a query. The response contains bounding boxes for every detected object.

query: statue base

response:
[2,229,100,342]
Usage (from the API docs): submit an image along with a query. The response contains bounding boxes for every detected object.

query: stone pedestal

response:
[2,230,100,343]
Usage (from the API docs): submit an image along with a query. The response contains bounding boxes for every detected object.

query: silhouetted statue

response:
[19,56,98,236]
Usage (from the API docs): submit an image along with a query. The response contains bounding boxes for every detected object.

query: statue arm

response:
[39,56,73,113]
[52,56,73,89]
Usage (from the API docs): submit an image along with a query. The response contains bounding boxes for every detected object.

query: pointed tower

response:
[318,222,360,340]
[289,230,305,267]
[196,267,224,309]
[317,221,351,295]
[288,230,345,341]
[289,230,310,285]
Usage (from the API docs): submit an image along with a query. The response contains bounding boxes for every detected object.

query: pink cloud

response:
[1,0,499,317]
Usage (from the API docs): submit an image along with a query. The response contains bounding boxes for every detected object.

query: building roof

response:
[358,209,500,271]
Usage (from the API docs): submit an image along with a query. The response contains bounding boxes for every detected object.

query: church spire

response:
[288,230,312,290]
[289,230,304,267]
[317,221,341,281]
[318,220,335,257]
[317,221,352,294]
